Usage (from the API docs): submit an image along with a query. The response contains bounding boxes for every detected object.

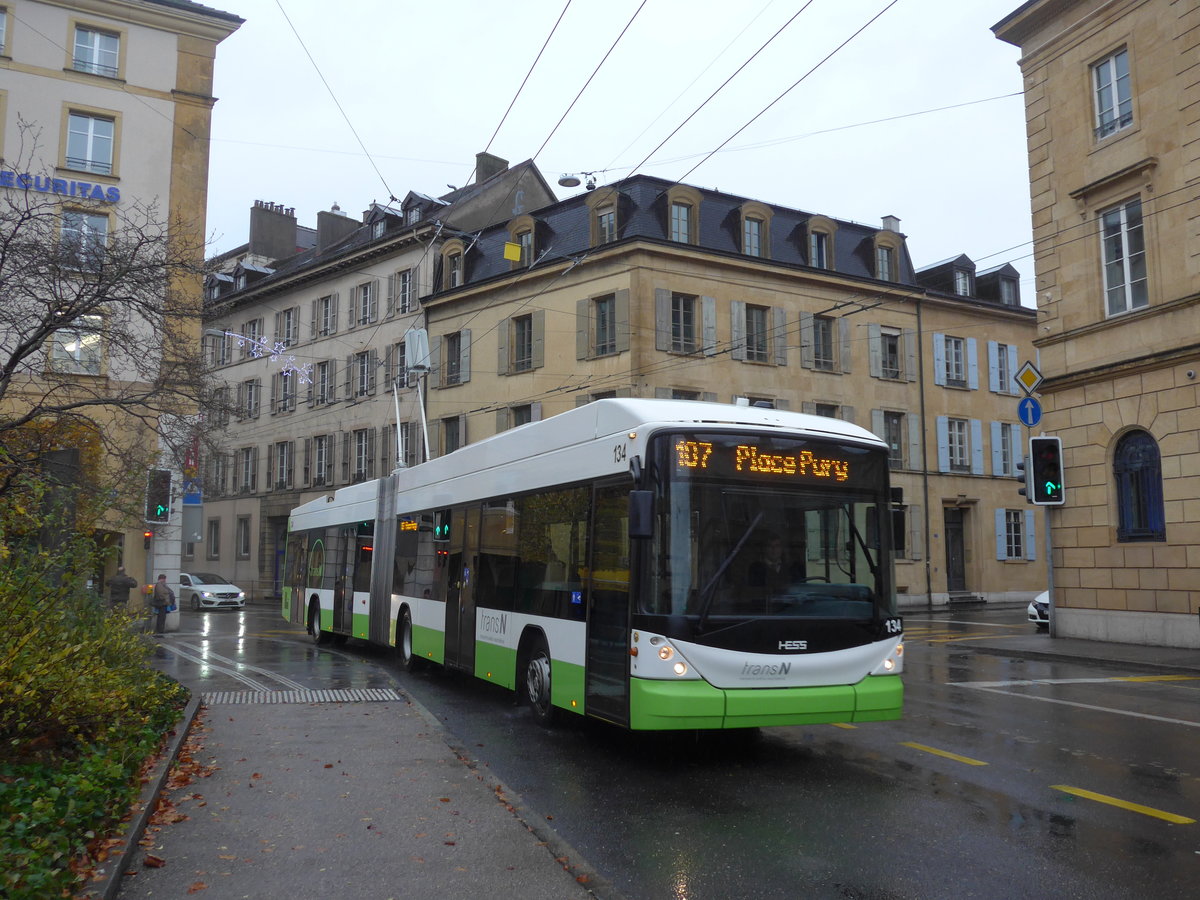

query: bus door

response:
[284,533,308,625]
[444,506,480,672]
[334,525,357,633]
[585,483,632,725]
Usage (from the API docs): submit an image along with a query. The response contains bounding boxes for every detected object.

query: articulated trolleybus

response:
[283,399,903,730]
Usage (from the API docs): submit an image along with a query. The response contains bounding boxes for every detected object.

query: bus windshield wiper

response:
[695,512,763,632]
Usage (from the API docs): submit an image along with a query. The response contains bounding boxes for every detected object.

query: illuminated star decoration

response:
[226,331,313,384]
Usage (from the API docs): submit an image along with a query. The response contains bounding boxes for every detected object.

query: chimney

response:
[881,214,901,233]
[317,203,361,251]
[248,200,299,260]
[475,152,509,184]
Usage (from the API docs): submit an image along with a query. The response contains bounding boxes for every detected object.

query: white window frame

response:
[743,217,763,257]
[61,210,107,269]
[73,25,119,77]
[670,202,691,243]
[50,314,103,375]
[671,293,697,353]
[947,418,968,472]
[66,112,114,175]
[1093,48,1132,140]
[597,206,616,244]
[1100,198,1147,316]
[745,304,769,363]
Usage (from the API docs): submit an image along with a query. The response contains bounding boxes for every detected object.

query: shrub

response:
[0,481,187,898]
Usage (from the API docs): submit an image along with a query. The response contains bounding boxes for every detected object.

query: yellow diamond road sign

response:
[1015,361,1043,396]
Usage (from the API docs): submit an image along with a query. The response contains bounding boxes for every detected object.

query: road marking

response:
[829,722,856,729]
[1113,675,1200,683]
[166,639,310,691]
[900,741,988,766]
[951,684,1200,728]
[926,632,1025,644]
[1051,785,1195,825]
[905,619,1027,629]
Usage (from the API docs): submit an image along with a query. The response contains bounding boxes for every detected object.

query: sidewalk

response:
[100,689,602,900]
[952,630,1200,675]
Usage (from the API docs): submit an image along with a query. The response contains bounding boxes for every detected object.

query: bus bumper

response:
[628,674,903,730]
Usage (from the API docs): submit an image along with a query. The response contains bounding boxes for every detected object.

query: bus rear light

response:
[629,646,638,657]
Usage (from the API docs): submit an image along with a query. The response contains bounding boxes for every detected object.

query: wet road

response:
[152,606,1200,899]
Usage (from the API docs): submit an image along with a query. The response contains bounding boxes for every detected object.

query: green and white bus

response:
[283,398,903,730]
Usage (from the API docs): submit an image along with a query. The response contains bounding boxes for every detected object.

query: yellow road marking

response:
[901,741,988,766]
[1112,675,1200,683]
[1051,785,1195,824]
[829,722,856,729]
[927,633,1025,644]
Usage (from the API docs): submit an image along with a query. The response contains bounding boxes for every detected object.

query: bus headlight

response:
[871,640,904,675]
[658,645,674,661]
[673,661,688,676]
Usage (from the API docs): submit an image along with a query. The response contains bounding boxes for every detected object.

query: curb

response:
[82,694,201,900]
[966,642,1200,676]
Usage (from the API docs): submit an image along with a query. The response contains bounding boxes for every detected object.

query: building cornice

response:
[39,0,243,41]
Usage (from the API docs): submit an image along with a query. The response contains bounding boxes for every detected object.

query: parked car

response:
[1028,590,1049,630]
[179,572,246,610]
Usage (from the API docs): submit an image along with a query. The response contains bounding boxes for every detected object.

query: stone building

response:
[204,167,1045,609]
[0,0,241,590]
[995,0,1200,646]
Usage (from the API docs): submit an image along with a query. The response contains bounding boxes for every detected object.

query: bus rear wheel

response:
[398,607,421,672]
[309,603,331,646]
[524,638,556,726]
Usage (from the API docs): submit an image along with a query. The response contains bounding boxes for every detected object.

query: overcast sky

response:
[205,0,1033,299]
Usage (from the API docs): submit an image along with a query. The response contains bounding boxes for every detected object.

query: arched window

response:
[1114,429,1165,541]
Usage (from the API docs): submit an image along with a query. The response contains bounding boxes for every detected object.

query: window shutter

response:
[532,310,545,369]
[497,318,509,375]
[1025,509,1037,560]
[458,413,468,447]
[615,289,631,353]
[702,296,717,356]
[970,419,984,475]
[987,341,1000,392]
[1009,424,1022,475]
[328,360,338,402]
[730,301,746,361]
[904,329,917,382]
[871,409,885,440]
[841,406,855,424]
[386,274,395,316]
[936,416,949,472]
[908,504,923,560]
[310,299,317,338]
[773,307,787,366]
[907,414,921,471]
[800,312,814,369]
[531,401,542,421]
[428,339,440,388]
[802,401,816,415]
[655,387,672,399]
[967,337,979,390]
[868,324,882,377]
[303,438,311,487]
[933,334,946,386]
[341,433,350,483]
[839,318,852,373]
[367,427,377,478]
[250,448,258,492]
[384,344,394,392]
[497,408,510,431]
[459,328,471,383]
[368,349,378,394]
[266,443,275,491]
[269,373,278,416]
[1006,345,1019,394]
[330,292,339,334]
[994,509,1007,560]
[371,278,381,322]
[343,355,353,400]
[774,398,789,410]
[654,288,670,351]
[990,421,1004,475]
[576,299,589,360]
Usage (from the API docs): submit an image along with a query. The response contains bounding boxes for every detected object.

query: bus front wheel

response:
[398,607,421,672]
[309,602,331,646]
[524,637,556,726]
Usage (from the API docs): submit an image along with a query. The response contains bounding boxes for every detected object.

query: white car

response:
[1027,590,1049,630]
[179,572,246,610]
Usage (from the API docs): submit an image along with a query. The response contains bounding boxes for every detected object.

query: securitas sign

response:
[1,169,120,203]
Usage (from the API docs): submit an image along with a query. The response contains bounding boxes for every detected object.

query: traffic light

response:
[144,469,172,523]
[1029,436,1065,506]
[1015,455,1031,502]
[143,530,153,550]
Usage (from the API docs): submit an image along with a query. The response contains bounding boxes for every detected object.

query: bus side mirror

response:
[629,490,654,539]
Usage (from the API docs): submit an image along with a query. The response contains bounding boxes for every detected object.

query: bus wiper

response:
[696,512,763,632]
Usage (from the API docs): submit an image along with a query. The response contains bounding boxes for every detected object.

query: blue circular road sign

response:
[1018,396,1042,428]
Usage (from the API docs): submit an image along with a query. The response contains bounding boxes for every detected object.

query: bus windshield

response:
[644,431,895,623]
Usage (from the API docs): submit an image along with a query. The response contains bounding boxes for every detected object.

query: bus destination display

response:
[675,439,851,483]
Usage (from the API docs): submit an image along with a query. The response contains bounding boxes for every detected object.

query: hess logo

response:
[778,640,808,651]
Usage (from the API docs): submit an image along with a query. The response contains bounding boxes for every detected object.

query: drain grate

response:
[203,688,404,705]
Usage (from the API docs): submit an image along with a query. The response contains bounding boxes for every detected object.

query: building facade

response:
[0,0,241,590]
[200,155,557,596]
[996,0,1200,646]
[206,169,1044,609]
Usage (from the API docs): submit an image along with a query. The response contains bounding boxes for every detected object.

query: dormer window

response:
[372,220,385,240]
[586,187,622,247]
[665,185,702,245]
[405,207,420,225]
[806,216,837,269]
[441,239,466,290]
[739,201,772,258]
[954,269,972,296]
[235,272,247,290]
